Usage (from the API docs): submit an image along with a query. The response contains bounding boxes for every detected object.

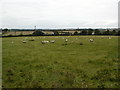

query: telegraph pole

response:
[34,26,36,31]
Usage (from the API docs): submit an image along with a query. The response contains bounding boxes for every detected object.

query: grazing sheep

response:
[50,40,55,43]
[89,39,94,42]
[41,41,49,44]
[22,41,27,43]
[92,32,95,35]
[65,39,68,42]
[64,39,68,45]
[109,37,111,39]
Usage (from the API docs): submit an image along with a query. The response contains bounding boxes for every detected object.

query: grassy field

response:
[2,36,119,88]
[0,38,2,89]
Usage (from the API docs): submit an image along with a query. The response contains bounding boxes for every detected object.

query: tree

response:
[4,28,9,32]
[19,32,23,36]
[94,29,101,35]
[117,31,120,35]
[54,31,59,36]
[103,30,110,35]
[32,30,44,36]
[88,29,93,35]
[74,31,79,35]
[65,32,70,36]
[2,28,9,32]
[111,30,117,35]
[80,30,87,35]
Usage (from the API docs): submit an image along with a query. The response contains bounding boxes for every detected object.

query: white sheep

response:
[65,39,68,42]
[41,40,49,44]
[89,39,94,42]
[64,39,68,45]
[22,41,27,43]
[92,32,95,35]
[50,40,55,43]
[109,37,111,39]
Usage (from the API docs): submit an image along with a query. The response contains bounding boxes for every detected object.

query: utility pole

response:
[34,26,36,31]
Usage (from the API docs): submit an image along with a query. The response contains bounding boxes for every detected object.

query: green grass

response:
[0,38,2,88]
[2,36,119,88]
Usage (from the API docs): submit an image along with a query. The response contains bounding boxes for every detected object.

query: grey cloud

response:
[0,0,119,29]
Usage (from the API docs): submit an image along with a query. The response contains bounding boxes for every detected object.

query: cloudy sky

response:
[0,0,119,29]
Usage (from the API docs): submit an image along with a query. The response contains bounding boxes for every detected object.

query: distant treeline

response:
[2,28,120,37]
[33,29,119,36]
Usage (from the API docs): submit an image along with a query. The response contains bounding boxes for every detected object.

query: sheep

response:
[50,40,55,43]
[92,32,95,35]
[64,39,68,45]
[65,39,68,42]
[22,41,27,43]
[89,39,94,42]
[108,37,111,39]
[41,40,49,44]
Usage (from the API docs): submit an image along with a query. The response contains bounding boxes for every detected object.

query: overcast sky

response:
[0,0,119,29]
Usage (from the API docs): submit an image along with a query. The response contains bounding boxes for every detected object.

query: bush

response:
[32,30,44,36]
[19,32,23,36]
[74,31,79,35]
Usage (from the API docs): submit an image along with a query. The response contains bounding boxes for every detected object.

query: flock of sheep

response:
[11,36,112,45]
[22,38,67,44]
[41,40,55,44]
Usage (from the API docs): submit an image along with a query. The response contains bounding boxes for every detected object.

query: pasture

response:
[2,36,119,88]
